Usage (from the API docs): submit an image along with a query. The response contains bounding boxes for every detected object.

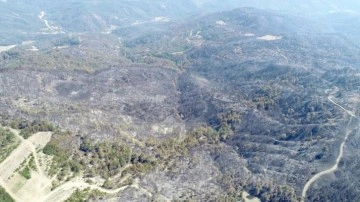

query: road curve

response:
[41,180,129,202]
[301,90,356,201]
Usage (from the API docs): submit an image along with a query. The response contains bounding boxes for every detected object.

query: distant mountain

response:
[2,0,360,44]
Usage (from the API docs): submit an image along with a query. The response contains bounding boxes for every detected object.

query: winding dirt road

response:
[301,89,357,201]
[41,179,130,202]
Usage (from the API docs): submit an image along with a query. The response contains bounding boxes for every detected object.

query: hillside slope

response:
[1,4,360,202]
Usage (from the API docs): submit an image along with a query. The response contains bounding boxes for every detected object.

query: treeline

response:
[9,119,55,138]
[65,188,105,202]
[42,130,81,182]
[43,130,156,182]
[247,181,298,202]
[150,111,240,163]
[53,36,80,47]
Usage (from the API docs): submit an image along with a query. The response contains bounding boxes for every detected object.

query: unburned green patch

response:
[0,127,19,163]
[0,187,14,202]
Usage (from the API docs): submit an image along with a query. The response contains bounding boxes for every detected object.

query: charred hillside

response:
[1,6,360,202]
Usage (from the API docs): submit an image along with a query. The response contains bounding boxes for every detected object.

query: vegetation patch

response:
[16,155,37,180]
[0,127,18,163]
[65,188,106,202]
[79,139,132,178]
[0,187,14,202]
[19,165,31,179]
[28,155,36,170]
[43,130,80,181]
[9,119,55,139]
[153,111,240,162]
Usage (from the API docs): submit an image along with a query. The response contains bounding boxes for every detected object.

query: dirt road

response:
[301,89,357,201]
[0,128,131,202]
